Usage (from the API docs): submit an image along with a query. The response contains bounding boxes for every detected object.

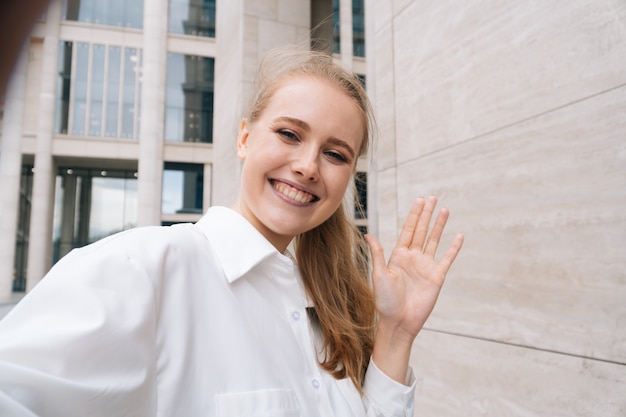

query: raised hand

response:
[365,196,464,383]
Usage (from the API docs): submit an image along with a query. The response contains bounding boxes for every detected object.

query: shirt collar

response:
[195,206,294,283]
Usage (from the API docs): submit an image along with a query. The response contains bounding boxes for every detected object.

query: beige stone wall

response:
[367,1,626,415]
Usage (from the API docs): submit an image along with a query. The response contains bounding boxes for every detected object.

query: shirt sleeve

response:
[362,358,416,417]
[0,238,158,417]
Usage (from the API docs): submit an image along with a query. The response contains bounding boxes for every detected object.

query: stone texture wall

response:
[366,1,626,415]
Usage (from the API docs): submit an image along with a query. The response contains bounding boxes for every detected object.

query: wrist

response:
[375,317,417,348]
[371,319,416,384]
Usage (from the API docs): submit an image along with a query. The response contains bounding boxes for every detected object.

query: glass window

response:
[356,73,365,89]
[52,168,138,263]
[71,42,89,135]
[352,0,365,57]
[121,48,140,138]
[55,42,141,139]
[13,165,34,292]
[165,53,214,143]
[54,41,73,134]
[63,0,143,29]
[162,162,204,214]
[89,44,105,136]
[355,171,367,219]
[332,0,340,54]
[105,45,121,137]
[169,0,215,37]
[89,174,138,242]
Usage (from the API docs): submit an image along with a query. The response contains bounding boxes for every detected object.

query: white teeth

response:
[274,182,314,203]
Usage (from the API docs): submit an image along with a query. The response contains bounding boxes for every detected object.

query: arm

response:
[366,195,464,384]
[0,242,157,417]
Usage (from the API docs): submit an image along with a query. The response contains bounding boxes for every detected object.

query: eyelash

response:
[278,129,299,142]
[276,129,349,164]
[324,150,348,163]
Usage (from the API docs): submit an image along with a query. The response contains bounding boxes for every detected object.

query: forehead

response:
[262,76,365,146]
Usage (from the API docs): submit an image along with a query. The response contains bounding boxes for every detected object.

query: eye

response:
[277,129,299,142]
[324,150,348,163]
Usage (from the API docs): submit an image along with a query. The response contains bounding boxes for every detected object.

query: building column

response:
[26,0,62,291]
[0,48,29,298]
[137,0,168,227]
[212,0,310,207]
[339,0,354,69]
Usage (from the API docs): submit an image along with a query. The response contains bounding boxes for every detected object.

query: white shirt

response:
[0,207,415,417]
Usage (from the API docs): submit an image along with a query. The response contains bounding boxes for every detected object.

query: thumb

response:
[365,234,387,280]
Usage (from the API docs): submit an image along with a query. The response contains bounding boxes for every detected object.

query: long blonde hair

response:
[246,46,377,390]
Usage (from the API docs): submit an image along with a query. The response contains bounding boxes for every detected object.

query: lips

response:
[271,180,318,204]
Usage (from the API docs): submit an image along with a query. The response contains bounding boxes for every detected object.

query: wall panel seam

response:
[422,327,626,366]
[398,82,626,168]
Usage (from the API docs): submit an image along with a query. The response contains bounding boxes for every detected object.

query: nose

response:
[291,147,320,182]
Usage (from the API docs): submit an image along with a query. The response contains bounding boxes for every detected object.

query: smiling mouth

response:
[271,180,319,204]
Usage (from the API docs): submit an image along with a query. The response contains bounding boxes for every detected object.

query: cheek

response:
[326,171,353,198]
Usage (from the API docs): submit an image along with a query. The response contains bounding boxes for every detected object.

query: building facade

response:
[0,0,368,297]
[365,0,626,415]
[4,1,623,415]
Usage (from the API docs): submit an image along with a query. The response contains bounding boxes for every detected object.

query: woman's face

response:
[234,76,365,251]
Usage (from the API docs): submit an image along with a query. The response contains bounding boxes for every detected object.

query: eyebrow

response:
[274,116,310,132]
[273,116,356,159]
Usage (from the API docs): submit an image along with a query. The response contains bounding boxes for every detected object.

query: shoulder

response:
[52,223,209,281]
[76,222,205,257]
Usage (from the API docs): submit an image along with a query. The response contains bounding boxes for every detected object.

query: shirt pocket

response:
[215,388,301,417]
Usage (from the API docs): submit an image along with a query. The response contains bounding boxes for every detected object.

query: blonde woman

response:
[0,47,463,417]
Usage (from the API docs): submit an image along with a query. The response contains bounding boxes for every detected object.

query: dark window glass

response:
[355,171,367,219]
[165,53,214,143]
[356,73,366,89]
[54,41,73,134]
[169,0,216,37]
[13,165,34,292]
[332,0,340,54]
[352,0,365,57]
[162,162,204,214]
[52,167,138,263]
[63,0,143,29]
[55,42,141,139]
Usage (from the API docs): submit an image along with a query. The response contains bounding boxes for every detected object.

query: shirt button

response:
[311,379,320,389]
[291,310,301,321]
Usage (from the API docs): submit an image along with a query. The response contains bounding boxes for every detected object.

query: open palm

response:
[366,196,464,341]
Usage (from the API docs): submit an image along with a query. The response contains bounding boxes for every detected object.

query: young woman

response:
[0,47,463,417]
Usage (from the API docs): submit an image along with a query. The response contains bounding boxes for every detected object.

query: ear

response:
[236,118,249,160]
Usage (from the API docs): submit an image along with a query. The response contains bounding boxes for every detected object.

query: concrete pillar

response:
[137,0,168,226]
[339,0,353,69]
[203,163,212,211]
[26,0,62,291]
[212,0,245,207]
[212,0,310,207]
[0,48,29,298]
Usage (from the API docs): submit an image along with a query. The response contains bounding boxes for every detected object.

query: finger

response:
[397,197,425,248]
[410,195,437,250]
[436,232,465,275]
[364,234,387,287]
[423,207,450,258]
